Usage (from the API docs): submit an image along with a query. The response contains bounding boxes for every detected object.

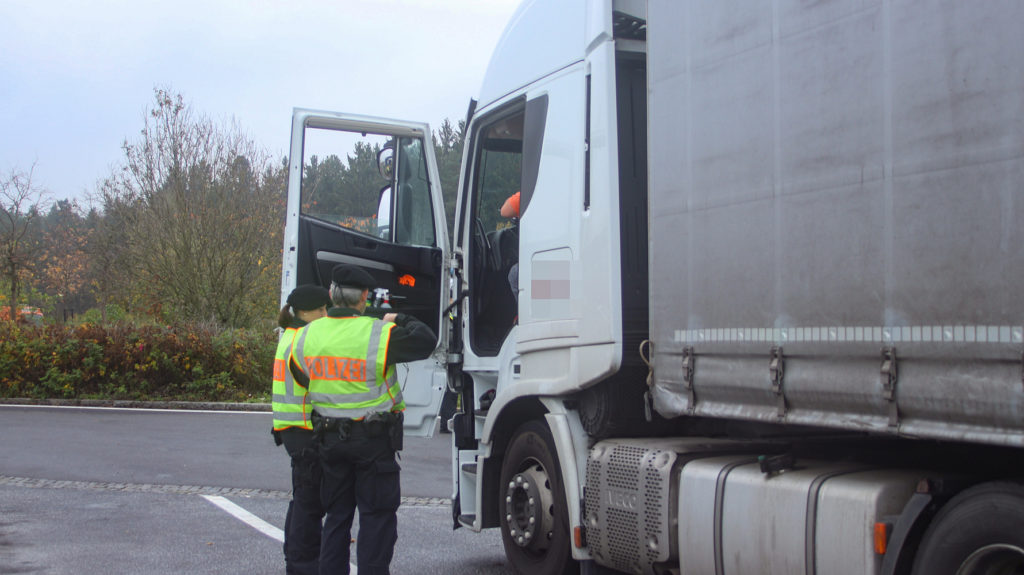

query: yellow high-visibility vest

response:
[290,315,404,419]
[272,327,313,431]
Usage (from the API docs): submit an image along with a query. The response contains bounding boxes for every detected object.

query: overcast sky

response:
[0,0,521,204]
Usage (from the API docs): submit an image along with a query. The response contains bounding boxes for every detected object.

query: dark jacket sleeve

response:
[386,313,437,365]
[286,320,310,387]
[288,356,310,387]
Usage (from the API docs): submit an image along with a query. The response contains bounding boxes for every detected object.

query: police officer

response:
[289,264,436,575]
[273,284,331,575]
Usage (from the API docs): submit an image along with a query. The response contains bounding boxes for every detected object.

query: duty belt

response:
[313,411,402,440]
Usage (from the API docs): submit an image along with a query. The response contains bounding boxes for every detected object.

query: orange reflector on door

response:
[573,526,585,549]
[398,274,415,287]
[874,522,891,555]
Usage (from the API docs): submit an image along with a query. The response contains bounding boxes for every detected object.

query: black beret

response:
[286,284,331,311]
[331,264,376,289]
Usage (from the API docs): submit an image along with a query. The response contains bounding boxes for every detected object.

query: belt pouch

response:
[388,419,404,451]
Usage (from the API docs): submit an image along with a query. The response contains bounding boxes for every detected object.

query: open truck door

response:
[281,109,450,437]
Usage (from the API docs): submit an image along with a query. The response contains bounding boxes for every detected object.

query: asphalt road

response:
[0,405,510,574]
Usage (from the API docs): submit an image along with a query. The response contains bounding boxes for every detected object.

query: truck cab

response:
[445,3,651,572]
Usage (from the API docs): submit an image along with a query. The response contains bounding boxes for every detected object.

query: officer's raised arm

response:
[381,311,436,365]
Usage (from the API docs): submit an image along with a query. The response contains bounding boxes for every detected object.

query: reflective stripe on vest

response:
[290,316,404,420]
[272,327,313,431]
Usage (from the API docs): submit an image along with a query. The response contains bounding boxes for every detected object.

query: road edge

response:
[0,398,270,411]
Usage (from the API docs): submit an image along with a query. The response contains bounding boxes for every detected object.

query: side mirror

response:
[377,146,394,181]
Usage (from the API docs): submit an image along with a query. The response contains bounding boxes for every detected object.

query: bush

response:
[0,320,276,402]
[78,304,129,325]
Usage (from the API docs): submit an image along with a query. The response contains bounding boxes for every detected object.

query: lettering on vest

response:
[273,359,286,381]
[305,356,368,382]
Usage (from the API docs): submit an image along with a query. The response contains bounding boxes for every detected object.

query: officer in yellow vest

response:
[273,284,331,575]
[289,264,436,575]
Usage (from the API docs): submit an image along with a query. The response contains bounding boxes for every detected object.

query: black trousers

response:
[318,429,401,575]
[281,429,325,575]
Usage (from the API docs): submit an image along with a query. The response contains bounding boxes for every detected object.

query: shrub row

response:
[0,321,277,402]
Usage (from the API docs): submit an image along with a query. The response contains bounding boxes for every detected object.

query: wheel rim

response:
[955,544,1024,575]
[504,458,555,553]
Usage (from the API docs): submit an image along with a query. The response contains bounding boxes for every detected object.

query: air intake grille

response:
[585,441,678,575]
[607,445,645,490]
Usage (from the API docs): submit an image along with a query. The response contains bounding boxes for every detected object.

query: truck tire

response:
[578,374,649,439]
[499,420,578,575]
[910,482,1024,575]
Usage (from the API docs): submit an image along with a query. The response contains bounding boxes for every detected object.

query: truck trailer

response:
[280,0,1024,573]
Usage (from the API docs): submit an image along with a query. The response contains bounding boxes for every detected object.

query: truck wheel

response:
[911,482,1024,575]
[499,420,577,575]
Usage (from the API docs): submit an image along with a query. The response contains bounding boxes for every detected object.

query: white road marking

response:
[201,494,359,574]
[202,495,284,542]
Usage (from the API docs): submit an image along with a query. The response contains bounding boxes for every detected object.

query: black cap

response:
[286,284,331,311]
[331,264,376,289]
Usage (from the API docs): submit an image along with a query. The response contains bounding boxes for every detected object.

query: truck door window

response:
[392,138,436,248]
[469,108,524,355]
[300,128,436,248]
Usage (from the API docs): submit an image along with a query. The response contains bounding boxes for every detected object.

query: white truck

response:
[280,1,1024,573]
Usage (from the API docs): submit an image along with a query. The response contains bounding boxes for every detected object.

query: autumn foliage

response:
[0,321,275,402]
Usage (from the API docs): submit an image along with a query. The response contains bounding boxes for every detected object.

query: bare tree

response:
[0,164,47,321]
[105,88,283,327]
[86,181,138,322]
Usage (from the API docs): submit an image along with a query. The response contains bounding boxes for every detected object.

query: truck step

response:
[457,514,476,528]
[461,463,478,475]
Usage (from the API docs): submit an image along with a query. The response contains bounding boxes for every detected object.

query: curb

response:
[0,398,271,411]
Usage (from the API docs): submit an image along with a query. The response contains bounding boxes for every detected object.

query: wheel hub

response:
[956,544,1024,575]
[504,464,555,550]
